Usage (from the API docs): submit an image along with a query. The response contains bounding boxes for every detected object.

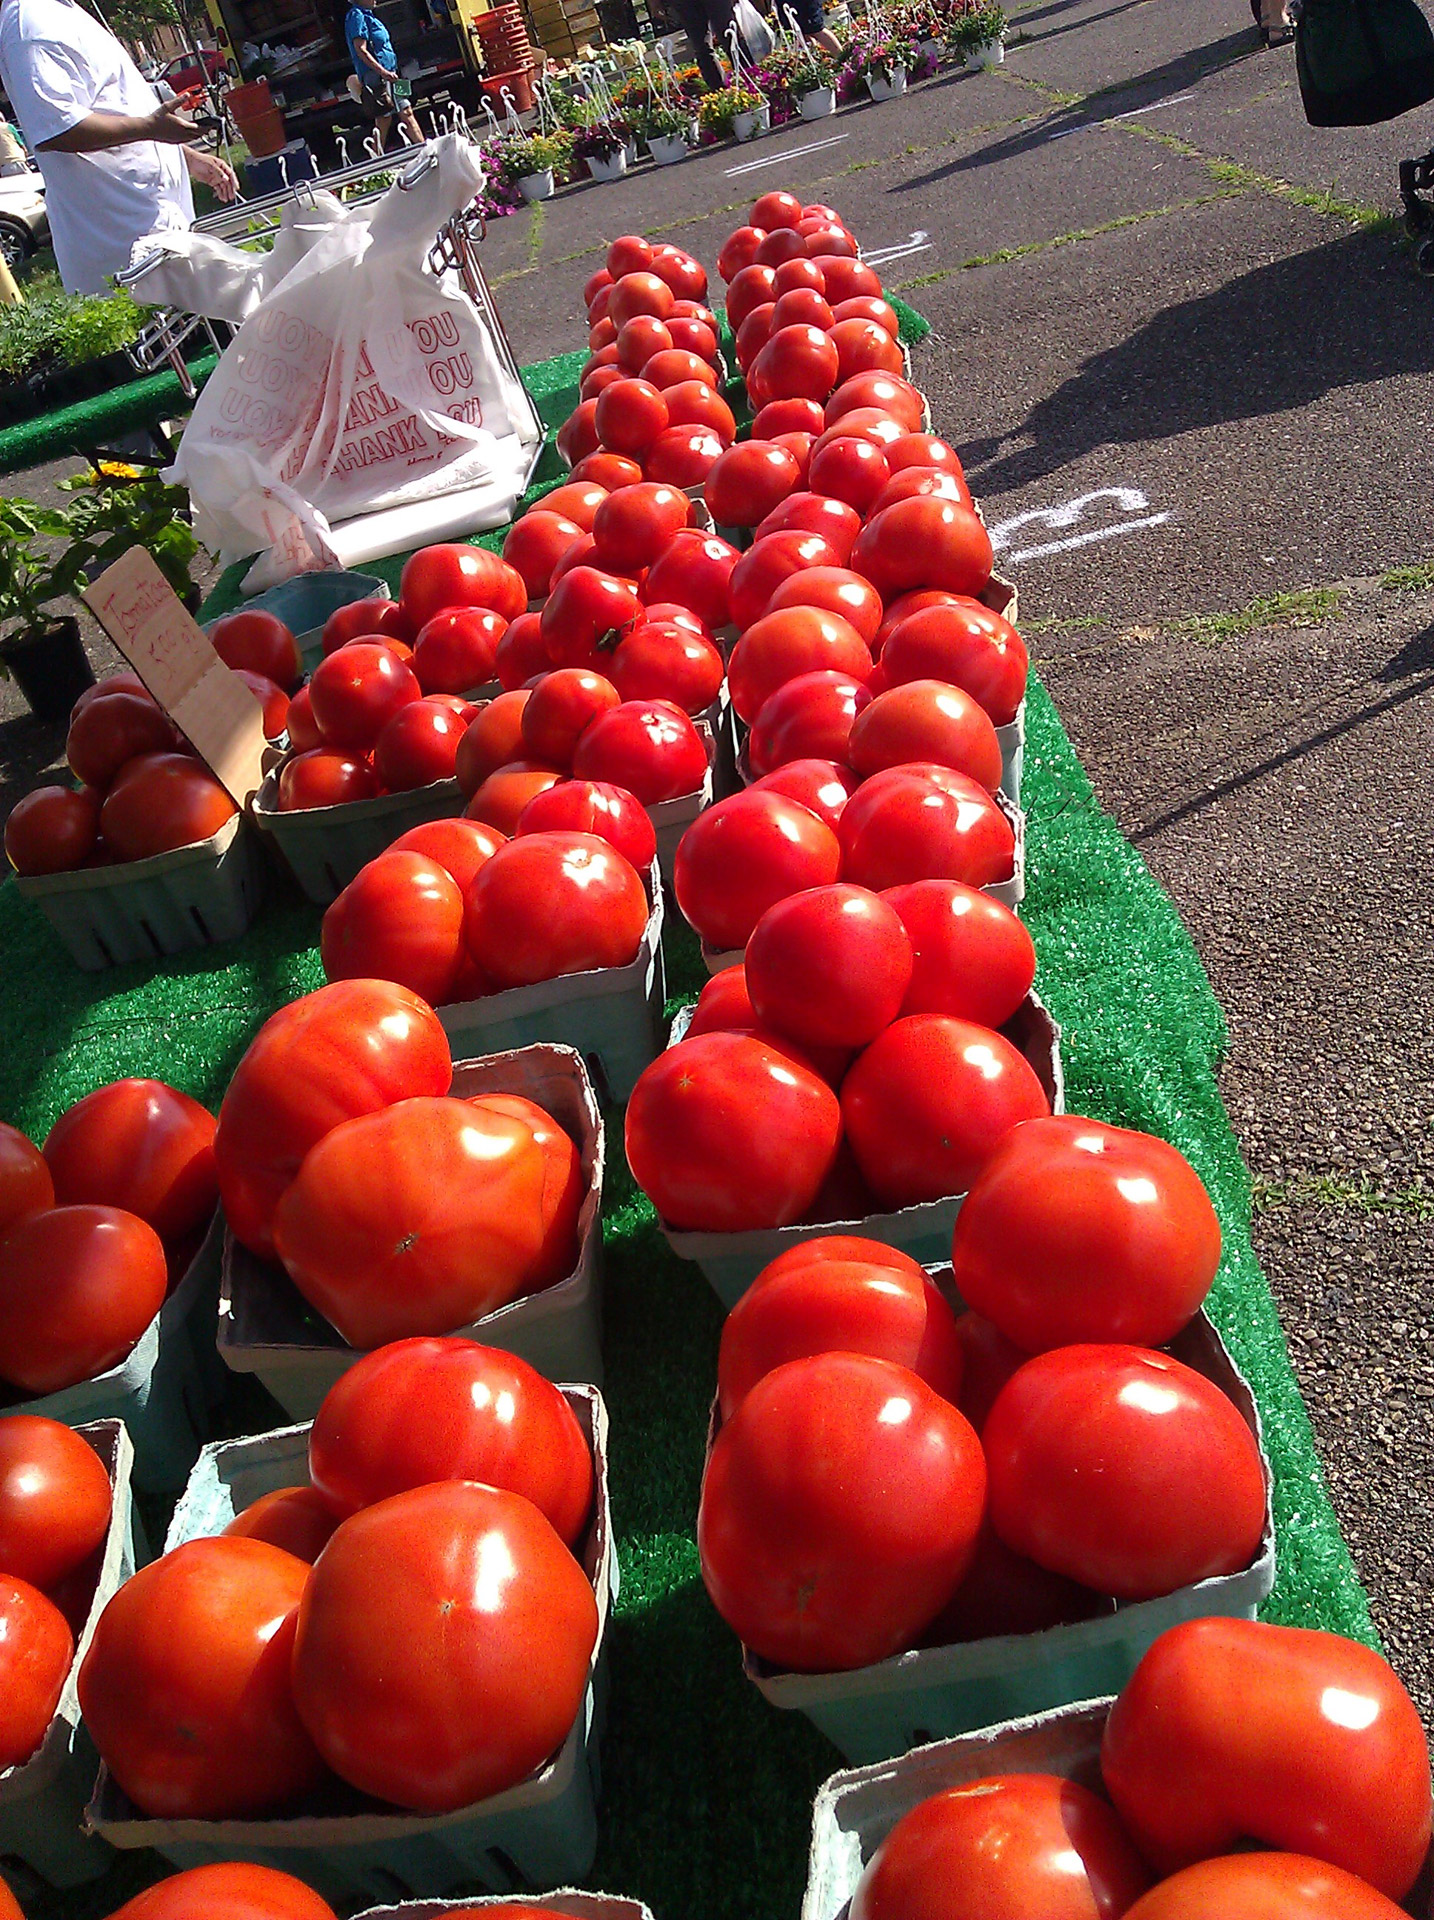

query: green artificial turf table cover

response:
[0,309,1381,1919]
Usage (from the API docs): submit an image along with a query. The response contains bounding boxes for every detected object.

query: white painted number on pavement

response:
[863,230,934,266]
[988,487,1173,567]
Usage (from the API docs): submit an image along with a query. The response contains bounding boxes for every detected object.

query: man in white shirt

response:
[0,0,237,294]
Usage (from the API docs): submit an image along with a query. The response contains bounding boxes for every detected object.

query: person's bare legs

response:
[375,110,393,149]
[814,25,841,52]
[399,102,422,143]
[1258,0,1291,43]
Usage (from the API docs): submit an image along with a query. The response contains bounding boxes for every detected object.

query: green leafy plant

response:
[640,99,698,138]
[787,44,838,93]
[571,118,628,161]
[497,129,574,181]
[845,32,908,81]
[698,82,764,133]
[944,0,1006,53]
[0,498,100,655]
[59,464,201,601]
[0,288,142,383]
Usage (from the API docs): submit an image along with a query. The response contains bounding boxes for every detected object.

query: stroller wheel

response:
[1416,237,1434,275]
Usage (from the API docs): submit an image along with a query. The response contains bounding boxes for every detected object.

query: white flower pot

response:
[733,107,764,140]
[624,138,639,164]
[867,66,908,99]
[647,130,691,164]
[586,147,627,181]
[918,35,941,61]
[978,35,1005,64]
[517,168,554,201]
[798,84,836,118]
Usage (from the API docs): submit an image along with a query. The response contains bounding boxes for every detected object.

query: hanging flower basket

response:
[868,65,908,98]
[586,148,628,181]
[798,84,836,117]
[517,167,555,201]
[648,130,692,164]
[978,34,1006,62]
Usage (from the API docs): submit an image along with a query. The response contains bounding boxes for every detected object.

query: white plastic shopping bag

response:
[135,136,536,585]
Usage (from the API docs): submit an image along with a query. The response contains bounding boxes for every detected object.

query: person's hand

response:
[143,100,201,143]
[185,146,239,202]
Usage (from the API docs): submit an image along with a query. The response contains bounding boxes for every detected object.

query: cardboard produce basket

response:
[2,1209,224,1492]
[437,866,665,1105]
[658,991,1063,1308]
[208,569,387,674]
[15,814,264,971]
[801,1697,1434,1920]
[0,1421,142,1887]
[651,717,718,889]
[252,770,466,906]
[352,1892,654,1920]
[729,1311,1274,1767]
[95,1388,614,1903]
[216,1045,605,1419]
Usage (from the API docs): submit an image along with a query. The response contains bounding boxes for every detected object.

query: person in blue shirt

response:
[336,0,420,149]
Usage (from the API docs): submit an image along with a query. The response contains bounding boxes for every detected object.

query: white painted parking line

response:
[1047,89,1197,141]
[724,133,850,177]
[863,229,934,266]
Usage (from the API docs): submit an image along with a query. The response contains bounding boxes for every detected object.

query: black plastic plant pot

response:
[2,616,95,721]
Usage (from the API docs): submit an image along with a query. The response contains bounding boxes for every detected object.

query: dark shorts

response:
[359,76,395,117]
[789,0,824,31]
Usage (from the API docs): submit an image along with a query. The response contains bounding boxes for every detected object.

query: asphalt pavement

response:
[2,0,1431,1721]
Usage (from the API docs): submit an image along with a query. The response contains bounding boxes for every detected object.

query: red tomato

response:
[828,317,904,382]
[660,382,736,442]
[749,758,861,831]
[848,680,1004,792]
[753,398,826,440]
[77,1537,325,1818]
[881,602,1029,727]
[0,1875,22,1920]
[0,1123,51,1235]
[954,1307,1030,1431]
[703,441,802,530]
[273,1094,582,1345]
[755,490,861,562]
[814,408,906,457]
[625,1032,841,1230]
[616,314,672,373]
[214,979,452,1260]
[522,668,621,769]
[813,256,885,303]
[308,642,420,753]
[747,883,912,1050]
[594,379,669,459]
[808,436,892,513]
[465,765,565,836]
[850,1774,1152,1920]
[754,226,808,268]
[728,606,871,726]
[831,294,900,336]
[698,1352,985,1670]
[0,1575,72,1768]
[100,754,236,861]
[0,1205,167,1394]
[465,830,648,989]
[842,1015,1049,1207]
[766,566,883,644]
[873,589,964,652]
[751,190,803,230]
[308,1336,592,1543]
[517,779,657,870]
[1123,1853,1410,1920]
[772,256,826,295]
[825,371,925,430]
[569,451,642,489]
[321,597,411,653]
[648,245,708,302]
[642,349,719,393]
[411,608,506,694]
[803,225,857,258]
[455,689,531,795]
[839,765,1015,890]
[606,235,652,277]
[728,530,844,632]
[734,305,776,374]
[771,429,814,481]
[717,1251,963,1420]
[572,698,708,803]
[208,609,301,691]
[749,325,841,406]
[43,1079,216,1241]
[389,818,505,894]
[0,1415,111,1591]
[686,964,759,1037]
[771,289,835,333]
[718,227,766,279]
[985,1345,1266,1599]
[925,1518,1107,1643]
[872,467,973,514]
[373,699,466,791]
[321,852,465,1006]
[107,1863,338,1920]
[667,316,719,360]
[610,622,724,714]
[673,790,841,952]
[285,686,322,752]
[726,263,779,328]
[495,613,550,691]
[644,425,726,489]
[951,1117,1221,1352]
[644,529,739,630]
[643,601,708,636]
[4,784,101,875]
[541,567,643,676]
[222,1488,340,1565]
[231,669,289,742]
[291,1479,598,1812]
[276,749,378,812]
[608,271,674,327]
[882,879,1036,1029]
[1103,1618,1432,1899]
[591,483,692,576]
[66,689,174,789]
[853,498,995,600]
[538,482,609,531]
[399,544,526,628]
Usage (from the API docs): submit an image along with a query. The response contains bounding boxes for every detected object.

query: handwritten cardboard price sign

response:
[84,547,269,807]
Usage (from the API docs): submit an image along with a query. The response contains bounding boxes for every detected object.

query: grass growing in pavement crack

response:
[1380,563,1434,591]
[1022,613,1106,635]
[526,201,545,265]
[1253,1175,1434,1221]
[1179,586,1344,647]
[893,190,1243,286]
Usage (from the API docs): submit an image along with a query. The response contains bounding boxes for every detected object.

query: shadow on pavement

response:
[1379,622,1434,679]
[959,228,1428,492]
